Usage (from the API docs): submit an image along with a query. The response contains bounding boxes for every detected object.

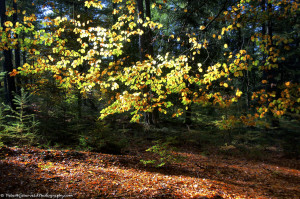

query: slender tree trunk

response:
[137,0,153,125]
[22,43,28,85]
[261,1,279,127]
[112,2,118,26]
[137,0,145,61]
[13,0,21,94]
[144,0,159,125]
[1,0,17,109]
[144,0,153,56]
[185,105,192,125]
[266,3,279,127]
[77,88,82,118]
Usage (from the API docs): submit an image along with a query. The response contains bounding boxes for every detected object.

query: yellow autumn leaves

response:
[4,21,13,27]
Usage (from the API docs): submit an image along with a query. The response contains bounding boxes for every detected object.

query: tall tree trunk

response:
[137,0,154,125]
[1,0,17,109]
[183,0,193,126]
[137,0,145,61]
[261,1,279,127]
[144,0,159,125]
[266,3,279,127]
[13,0,21,94]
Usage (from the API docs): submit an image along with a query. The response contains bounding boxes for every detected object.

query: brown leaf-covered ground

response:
[0,146,299,198]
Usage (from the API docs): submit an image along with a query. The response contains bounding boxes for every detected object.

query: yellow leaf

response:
[262,80,267,84]
[4,21,13,27]
[221,28,225,35]
[236,89,242,97]
[224,83,228,88]
[200,26,205,30]
[224,44,228,48]
[152,3,156,8]
[177,37,180,41]
[184,9,187,12]
[137,18,143,24]
[218,35,222,40]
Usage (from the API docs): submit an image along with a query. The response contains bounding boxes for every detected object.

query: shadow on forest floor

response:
[0,146,299,198]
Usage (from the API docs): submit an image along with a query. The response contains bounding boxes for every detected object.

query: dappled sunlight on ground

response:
[0,147,299,198]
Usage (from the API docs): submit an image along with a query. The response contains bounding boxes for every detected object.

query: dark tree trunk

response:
[112,2,118,25]
[13,0,21,94]
[144,0,159,126]
[185,105,192,125]
[266,3,279,127]
[144,0,153,56]
[137,0,158,125]
[137,0,145,61]
[261,1,279,127]
[77,89,82,119]
[1,0,17,109]
[183,0,194,126]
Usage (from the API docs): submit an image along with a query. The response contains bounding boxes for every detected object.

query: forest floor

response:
[0,146,299,199]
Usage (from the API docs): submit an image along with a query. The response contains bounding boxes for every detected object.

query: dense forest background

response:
[0,0,299,198]
[1,0,299,154]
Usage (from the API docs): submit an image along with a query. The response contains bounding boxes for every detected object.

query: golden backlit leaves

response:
[0,0,298,122]
[4,21,13,27]
[9,69,19,77]
[236,89,242,97]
